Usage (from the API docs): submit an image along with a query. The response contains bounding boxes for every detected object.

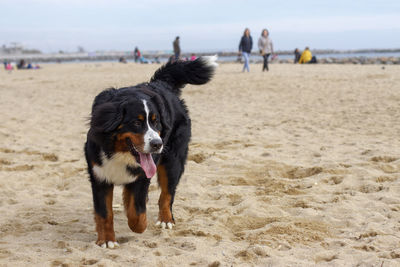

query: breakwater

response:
[255,56,400,65]
[1,50,400,65]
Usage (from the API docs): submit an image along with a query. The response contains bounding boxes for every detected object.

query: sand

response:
[0,62,399,266]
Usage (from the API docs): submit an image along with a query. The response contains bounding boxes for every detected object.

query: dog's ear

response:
[90,102,125,133]
[151,94,171,140]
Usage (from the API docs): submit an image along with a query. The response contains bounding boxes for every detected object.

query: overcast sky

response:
[1,0,399,53]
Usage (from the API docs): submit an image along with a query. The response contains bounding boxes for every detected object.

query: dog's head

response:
[88,90,170,178]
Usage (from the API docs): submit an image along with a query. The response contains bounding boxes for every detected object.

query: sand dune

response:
[0,62,399,266]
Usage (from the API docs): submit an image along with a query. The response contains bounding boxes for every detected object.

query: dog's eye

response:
[133,121,142,127]
[151,114,158,124]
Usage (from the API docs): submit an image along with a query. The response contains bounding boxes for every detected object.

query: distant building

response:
[0,43,24,54]
[0,43,42,55]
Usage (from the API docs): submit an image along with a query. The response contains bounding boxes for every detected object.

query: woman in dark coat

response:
[238,28,253,72]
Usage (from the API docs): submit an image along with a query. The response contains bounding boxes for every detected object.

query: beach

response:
[0,62,399,266]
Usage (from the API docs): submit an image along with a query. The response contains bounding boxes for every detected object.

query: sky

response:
[1,0,400,53]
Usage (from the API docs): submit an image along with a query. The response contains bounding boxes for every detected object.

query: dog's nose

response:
[150,139,163,151]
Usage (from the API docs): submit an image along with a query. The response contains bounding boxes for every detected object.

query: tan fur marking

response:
[115,132,145,152]
[157,165,173,223]
[151,114,156,121]
[123,187,147,233]
[138,114,145,121]
[94,186,115,245]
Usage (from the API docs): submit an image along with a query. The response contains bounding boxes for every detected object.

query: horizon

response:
[3,47,400,55]
[1,0,400,53]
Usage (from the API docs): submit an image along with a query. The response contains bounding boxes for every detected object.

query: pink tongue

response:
[139,153,157,178]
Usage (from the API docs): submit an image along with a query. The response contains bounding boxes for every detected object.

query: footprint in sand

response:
[235,250,255,261]
[0,248,12,259]
[375,176,397,183]
[358,184,383,193]
[0,159,12,165]
[324,176,344,185]
[80,258,99,265]
[227,194,243,206]
[214,140,242,150]
[2,164,34,171]
[178,241,196,251]
[370,156,398,163]
[188,152,208,164]
[285,166,323,179]
[390,251,400,259]
[0,148,59,172]
[143,240,158,248]
[314,252,338,263]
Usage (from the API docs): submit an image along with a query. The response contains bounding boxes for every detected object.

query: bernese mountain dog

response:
[84,56,217,248]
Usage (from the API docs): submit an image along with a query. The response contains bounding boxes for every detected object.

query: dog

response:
[84,56,217,248]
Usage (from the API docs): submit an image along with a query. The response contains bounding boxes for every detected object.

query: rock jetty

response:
[268,56,400,65]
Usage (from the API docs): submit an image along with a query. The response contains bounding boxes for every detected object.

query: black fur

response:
[150,57,215,96]
[84,57,216,236]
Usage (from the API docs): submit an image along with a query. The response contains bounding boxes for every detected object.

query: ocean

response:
[217,51,400,62]
[3,51,399,64]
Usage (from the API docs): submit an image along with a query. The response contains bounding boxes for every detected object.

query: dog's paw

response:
[155,220,174,230]
[96,240,120,249]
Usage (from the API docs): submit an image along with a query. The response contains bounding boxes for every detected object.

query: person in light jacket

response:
[258,29,274,71]
[238,28,253,72]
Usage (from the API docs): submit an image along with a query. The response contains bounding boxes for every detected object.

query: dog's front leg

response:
[156,165,175,229]
[123,177,150,233]
[91,182,118,248]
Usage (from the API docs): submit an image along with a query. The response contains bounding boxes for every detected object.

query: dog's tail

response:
[150,55,218,96]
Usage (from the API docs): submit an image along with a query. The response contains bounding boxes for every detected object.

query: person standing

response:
[258,29,274,71]
[238,28,253,72]
[134,47,141,63]
[173,36,181,61]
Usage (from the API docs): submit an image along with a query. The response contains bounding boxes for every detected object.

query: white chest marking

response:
[93,151,140,185]
[142,99,163,153]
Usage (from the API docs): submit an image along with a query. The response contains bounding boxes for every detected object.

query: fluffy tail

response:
[150,55,218,95]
